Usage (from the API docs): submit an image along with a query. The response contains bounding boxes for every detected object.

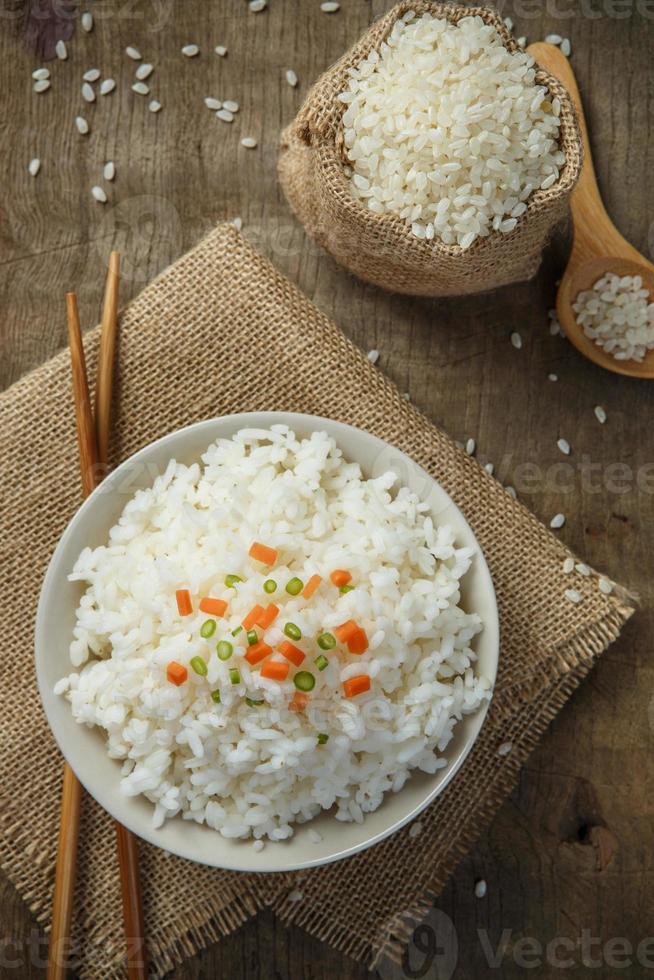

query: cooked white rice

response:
[57,427,489,840]
[339,12,566,248]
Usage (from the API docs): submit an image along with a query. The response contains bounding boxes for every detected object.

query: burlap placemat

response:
[0,224,634,979]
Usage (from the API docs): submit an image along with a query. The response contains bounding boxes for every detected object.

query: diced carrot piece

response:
[242,604,265,630]
[257,604,279,629]
[249,542,278,565]
[167,661,188,686]
[347,627,369,655]
[302,574,322,599]
[199,597,228,617]
[343,675,370,699]
[261,660,289,681]
[289,691,308,712]
[176,589,193,616]
[330,569,352,587]
[334,619,358,643]
[245,641,273,666]
[278,641,305,667]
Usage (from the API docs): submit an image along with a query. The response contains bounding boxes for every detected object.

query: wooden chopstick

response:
[48,294,97,980]
[95,251,120,471]
[48,269,147,979]
[93,253,148,979]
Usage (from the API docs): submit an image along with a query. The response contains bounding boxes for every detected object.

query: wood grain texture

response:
[1,2,653,978]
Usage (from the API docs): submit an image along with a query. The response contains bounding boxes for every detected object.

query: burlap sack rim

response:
[0,224,635,980]
[284,0,583,262]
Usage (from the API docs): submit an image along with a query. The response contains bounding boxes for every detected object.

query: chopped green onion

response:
[190,655,208,676]
[263,579,277,594]
[285,576,303,596]
[225,574,242,588]
[217,640,233,661]
[314,654,329,671]
[200,619,216,639]
[229,667,241,685]
[317,733,329,745]
[317,632,336,651]
[231,625,243,637]
[284,622,302,641]
[293,670,315,692]
[339,584,354,594]
[211,689,221,704]
[246,629,258,646]
[245,696,264,707]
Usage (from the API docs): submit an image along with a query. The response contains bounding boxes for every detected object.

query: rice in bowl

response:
[56,426,491,841]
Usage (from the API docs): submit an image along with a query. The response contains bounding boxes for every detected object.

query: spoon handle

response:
[527,42,613,260]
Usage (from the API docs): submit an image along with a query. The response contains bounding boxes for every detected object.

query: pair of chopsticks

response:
[48,254,148,980]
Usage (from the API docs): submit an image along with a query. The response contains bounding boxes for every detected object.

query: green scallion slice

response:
[245,696,264,707]
[200,619,216,639]
[283,622,302,641]
[211,689,221,704]
[263,579,277,594]
[231,626,243,637]
[314,654,329,671]
[293,670,315,692]
[285,577,303,596]
[246,629,258,646]
[217,640,233,661]
[190,655,208,676]
[229,667,241,685]
[339,584,354,594]
[317,733,329,745]
[317,632,336,651]
[225,574,242,588]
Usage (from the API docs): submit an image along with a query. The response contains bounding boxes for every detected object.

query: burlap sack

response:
[0,225,633,979]
[279,1,583,297]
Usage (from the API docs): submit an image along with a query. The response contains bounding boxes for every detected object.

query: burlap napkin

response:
[0,225,634,979]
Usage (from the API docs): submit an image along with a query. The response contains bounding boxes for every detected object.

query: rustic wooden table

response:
[2,1,652,977]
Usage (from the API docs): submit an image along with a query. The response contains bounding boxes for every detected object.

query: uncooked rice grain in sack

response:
[278,1,582,297]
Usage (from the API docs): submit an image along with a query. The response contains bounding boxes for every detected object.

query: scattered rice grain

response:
[75,116,89,135]
[126,46,141,60]
[321,1,340,10]
[82,82,96,103]
[103,161,115,181]
[91,185,107,203]
[286,69,298,87]
[33,80,51,93]
[181,44,199,57]
[241,137,257,148]
[550,513,565,529]
[28,158,41,177]
[560,38,571,56]
[81,11,93,32]
[594,405,607,424]
[465,438,476,456]
[132,82,149,96]
[215,45,227,57]
[55,40,67,60]
[598,578,613,595]
[223,99,239,113]
[83,69,100,82]
[100,79,116,95]
[205,97,222,110]
[252,839,264,852]
[136,63,154,80]
[148,100,162,113]
[475,879,488,898]
[409,821,423,838]
[249,0,267,9]
[367,349,379,364]
[575,563,591,577]
[498,741,513,756]
[565,588,581,603]
[557,438,571,455]
[548,373,558,381]
[32,68,50,80]
[511,332,522,350]
[562,558,575,573]
[545,34,562,44]
[217,108,234,123]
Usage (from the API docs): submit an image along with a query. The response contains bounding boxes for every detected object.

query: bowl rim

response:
[36,412,499,872]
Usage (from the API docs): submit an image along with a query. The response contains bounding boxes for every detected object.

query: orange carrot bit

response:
[167,661,188,686]
[242,604,265,631]
[302,574,322,599]
[347,627,369,655]
[343,675,370,699]
[330,569,352,588]
[334,619,358,644]
[289,691,308,712]
[278,641,305,667]
[199,596,228,617]
[175,589,193,616]
[244,641,273,666]
[249,542,278,566]
[260,660,289,682]
[257,603,279,629]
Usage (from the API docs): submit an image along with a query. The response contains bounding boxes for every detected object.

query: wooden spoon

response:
[528,42,654,379]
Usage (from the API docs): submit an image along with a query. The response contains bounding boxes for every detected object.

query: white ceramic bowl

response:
[36,413,499,872]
